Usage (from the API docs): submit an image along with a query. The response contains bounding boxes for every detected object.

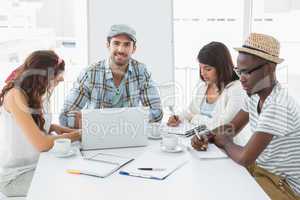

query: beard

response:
[111,53,130,66]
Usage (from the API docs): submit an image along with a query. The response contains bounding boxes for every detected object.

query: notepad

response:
[187,143,228,159]
[160,122,207,137]
[119,148,188,180]
[67,152,134,178]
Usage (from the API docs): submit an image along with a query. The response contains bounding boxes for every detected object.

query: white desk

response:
[27,140,270,200]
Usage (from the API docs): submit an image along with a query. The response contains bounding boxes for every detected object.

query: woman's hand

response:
[50,124,77,135]
[167,115,181,127]
[62,130,81,142]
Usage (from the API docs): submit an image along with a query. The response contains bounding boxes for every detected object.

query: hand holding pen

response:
[191,129,215,151]
[167,105,181,127]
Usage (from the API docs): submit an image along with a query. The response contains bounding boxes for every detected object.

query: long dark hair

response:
[197,42,239,92]
[0,50,65,131]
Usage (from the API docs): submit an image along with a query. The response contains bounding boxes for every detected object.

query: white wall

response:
[87,0,174,107]
[36,0,75,38]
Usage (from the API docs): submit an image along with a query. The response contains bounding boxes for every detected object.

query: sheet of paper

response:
[120,147,188,180]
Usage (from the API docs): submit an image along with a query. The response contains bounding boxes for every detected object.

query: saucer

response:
[49,148,76,158]
[160,144,185,153]
[148,134,162,140]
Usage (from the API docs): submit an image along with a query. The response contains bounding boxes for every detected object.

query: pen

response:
[66,169,101,178]
[137,168,166,171]
[119,171,161,180]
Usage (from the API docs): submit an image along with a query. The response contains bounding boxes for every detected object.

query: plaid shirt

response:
[59,58,163,128]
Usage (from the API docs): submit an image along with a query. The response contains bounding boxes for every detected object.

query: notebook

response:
[67,152,134,178]
[186,143,228,159]
[119,148,188,180]
[160,122,207,137]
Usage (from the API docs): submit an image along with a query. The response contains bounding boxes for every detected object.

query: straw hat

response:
[234,33,284,64]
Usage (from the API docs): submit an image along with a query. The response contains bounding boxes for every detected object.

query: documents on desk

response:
[160,121,207,137]
[187,143,228,159]
[119,148,188,180]
[66,152,134,178]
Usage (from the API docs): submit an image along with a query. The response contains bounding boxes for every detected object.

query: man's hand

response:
[62,129,82,142]
[49,124,64,135]
[191,134,209,151]
[167,115,181,127]
[68,111,82,129]
[213,134,233,149]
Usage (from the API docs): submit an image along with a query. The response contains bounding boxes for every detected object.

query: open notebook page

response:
[67,153,134,178]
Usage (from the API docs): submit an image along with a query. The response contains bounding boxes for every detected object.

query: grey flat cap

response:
[107,24,137,42]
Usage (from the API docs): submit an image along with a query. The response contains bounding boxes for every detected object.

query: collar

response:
[261,81,280,104]
[253,80,280,104]
[104,58,133,80]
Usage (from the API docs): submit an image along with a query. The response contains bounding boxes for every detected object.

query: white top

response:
[199,98,216,118]
[180,80,245,130]
[242,82,300,196]
[0,101,51,184]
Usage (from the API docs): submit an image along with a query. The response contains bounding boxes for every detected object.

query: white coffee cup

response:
[52,138,71,155]
[147,122,161,137]
[162,134,179,150]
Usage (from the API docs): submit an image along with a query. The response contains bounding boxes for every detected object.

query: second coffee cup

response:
[162,134,179,150]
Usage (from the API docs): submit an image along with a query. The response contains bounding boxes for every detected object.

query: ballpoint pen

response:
[137,168,166,171]
[119,171,161,180]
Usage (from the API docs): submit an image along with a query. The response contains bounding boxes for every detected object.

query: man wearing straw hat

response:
[191,33,300,200]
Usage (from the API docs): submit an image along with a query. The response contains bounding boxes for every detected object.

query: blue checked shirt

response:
[59,58,163,128]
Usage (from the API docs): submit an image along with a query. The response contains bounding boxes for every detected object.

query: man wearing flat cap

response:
[60,24,163,128]
[191,33,300,200]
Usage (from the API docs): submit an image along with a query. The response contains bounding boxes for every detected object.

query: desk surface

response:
[27,140,270,200]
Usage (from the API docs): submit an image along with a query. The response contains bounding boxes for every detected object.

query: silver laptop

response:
[81,107,148,150]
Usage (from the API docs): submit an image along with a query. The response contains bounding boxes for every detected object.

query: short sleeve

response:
[255,103,289,137]
[242,96,250,113]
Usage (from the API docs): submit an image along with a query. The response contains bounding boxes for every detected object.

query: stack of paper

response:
[119,148,188,180]
[160,122,207,137]
[67,152,134,178]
